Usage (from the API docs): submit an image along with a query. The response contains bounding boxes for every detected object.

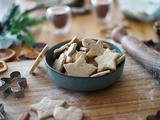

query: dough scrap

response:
[54,106,83,120]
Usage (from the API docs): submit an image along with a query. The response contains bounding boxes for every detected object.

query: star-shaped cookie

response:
[30,97,65,119]
[94,48,121,72]
[82,38,105,57]
[64,55,97,77]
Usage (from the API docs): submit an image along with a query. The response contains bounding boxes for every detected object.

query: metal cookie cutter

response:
[0,104,5,120]
[0,71,27,98]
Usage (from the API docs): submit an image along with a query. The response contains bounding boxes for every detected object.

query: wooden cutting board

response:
[0,55,160,120]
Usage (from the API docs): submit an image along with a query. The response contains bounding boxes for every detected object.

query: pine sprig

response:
[2,4,20,32]
[24,16,44,26]
[0,4,44,49]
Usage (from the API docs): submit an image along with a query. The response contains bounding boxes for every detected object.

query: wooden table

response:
[1,0,160,120]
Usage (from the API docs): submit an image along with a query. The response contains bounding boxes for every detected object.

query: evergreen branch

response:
[0,3,44,49]
[2,4,20,31]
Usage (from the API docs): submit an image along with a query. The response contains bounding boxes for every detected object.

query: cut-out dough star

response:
[94,48,121,72]
[64,55,97,77]
[30,97,65,119]
[82,38,105,57]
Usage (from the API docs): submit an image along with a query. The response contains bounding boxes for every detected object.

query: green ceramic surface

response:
[44,40,125,91]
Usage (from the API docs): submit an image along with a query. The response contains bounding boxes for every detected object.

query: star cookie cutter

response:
[146,110,160,120]
[0,71,27,98]
[0,104,5,120]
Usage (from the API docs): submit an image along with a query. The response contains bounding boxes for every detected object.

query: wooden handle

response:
[111,27,160,81]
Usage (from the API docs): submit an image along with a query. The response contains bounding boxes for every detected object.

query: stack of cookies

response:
[53,37,125,77]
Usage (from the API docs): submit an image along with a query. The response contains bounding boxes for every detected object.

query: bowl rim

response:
[44,39,125,79]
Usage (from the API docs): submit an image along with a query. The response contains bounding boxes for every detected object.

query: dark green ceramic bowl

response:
[44,40,125,91]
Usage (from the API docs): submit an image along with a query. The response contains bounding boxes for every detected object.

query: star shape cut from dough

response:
[64,55,97,77]
[82,38,105,57]
[94,48,121,72]
[30,97,65,119]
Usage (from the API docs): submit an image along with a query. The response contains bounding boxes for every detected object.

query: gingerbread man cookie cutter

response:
[0,71,27,98]
[0,104,5,120]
